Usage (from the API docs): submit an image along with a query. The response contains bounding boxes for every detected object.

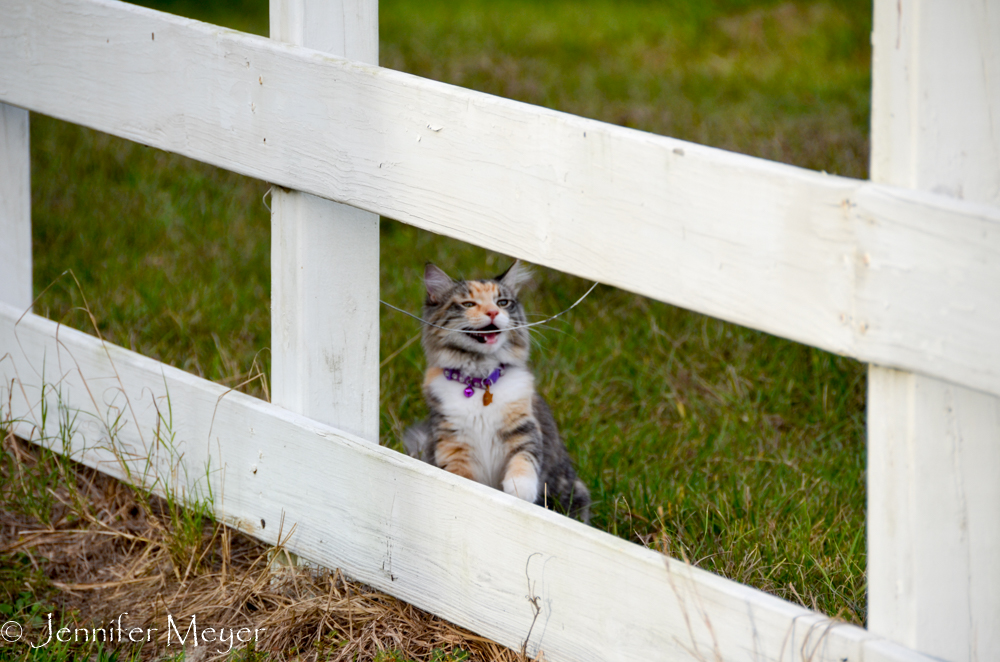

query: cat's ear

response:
[496,259,531,293]
[424,263,454,303]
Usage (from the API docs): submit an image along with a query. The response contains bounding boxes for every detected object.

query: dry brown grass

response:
[0,433,530,661]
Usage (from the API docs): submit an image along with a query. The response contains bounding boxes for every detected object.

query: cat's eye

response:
[497,299,511,307]
[461,301,476,308]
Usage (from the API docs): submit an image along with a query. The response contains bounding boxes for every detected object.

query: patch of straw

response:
[0,433,536,661]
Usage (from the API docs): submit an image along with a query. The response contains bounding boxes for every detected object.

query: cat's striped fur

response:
[404,261,591,522]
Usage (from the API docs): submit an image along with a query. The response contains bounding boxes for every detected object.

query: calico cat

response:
[404,261,591,522]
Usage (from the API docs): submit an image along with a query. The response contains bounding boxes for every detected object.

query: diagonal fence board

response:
[0,305,933,662]
[2,0,1000,398]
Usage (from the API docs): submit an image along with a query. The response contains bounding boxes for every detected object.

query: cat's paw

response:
[502,475,539,503]
[502,457,539,503]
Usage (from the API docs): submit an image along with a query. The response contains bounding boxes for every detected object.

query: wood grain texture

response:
[270,189,380,440]
[0,302,936,662]
[1,0,998,397]
[868,1,1000,659]
[0,103,31,310]
[867,368,1000,661]
[268,0,380,441]
[870,0,1000,205]
[270,0,377,65]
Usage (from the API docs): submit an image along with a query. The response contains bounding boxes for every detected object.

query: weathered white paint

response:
[868,1,1000,660]
[0,103,31,310]
[867,370,1000,661]
[870,0,1000,206]
[270,0,377,65]
[270,190,380,440]
[2,0,999,398]
[0,302,938,662]
[269,0,379,441]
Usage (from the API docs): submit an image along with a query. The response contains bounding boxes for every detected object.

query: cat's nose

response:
[486,309,499,321]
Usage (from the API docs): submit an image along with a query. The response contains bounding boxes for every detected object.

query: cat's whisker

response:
[527,326,580,348]
[380,281,599,335]
[525,317,574,335]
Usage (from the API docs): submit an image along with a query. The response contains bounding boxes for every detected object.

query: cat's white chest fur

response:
[428,366,535,490]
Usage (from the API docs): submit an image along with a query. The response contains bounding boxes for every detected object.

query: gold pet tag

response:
[483,385,493,406]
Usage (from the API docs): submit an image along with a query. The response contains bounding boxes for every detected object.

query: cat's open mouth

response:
[468,324,501,345]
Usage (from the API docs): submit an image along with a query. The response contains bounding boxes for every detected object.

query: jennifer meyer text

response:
[2,612,266,654]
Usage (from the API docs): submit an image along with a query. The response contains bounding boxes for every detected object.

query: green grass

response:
[31,120,272,394]
[27,0,872,626]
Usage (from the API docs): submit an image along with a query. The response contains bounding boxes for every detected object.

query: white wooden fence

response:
[1,0,997,660]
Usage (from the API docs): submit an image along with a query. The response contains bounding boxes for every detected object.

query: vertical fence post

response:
[868,1,1000,659]
[0,103,31,311]
[269,0,380,442]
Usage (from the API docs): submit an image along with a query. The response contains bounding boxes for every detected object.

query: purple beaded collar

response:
[443,364,506,398]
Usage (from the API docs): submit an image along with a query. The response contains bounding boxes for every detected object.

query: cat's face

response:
[422,262,531,363]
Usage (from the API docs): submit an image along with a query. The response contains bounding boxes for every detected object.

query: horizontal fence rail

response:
[0,302,934,662]
[2,0,999,399]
